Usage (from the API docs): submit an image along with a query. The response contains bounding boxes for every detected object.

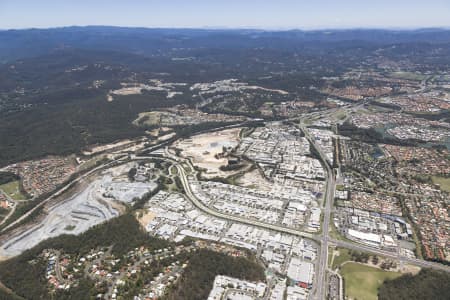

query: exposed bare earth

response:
[173,128,241,179]
[235,168,272,191]
[82,139,133,155]
[137,211,156,228]
[0,163,156,258]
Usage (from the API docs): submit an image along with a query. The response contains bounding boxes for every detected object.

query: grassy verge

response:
[328,247,334,267]
[329,214,353,243]
[331,248,352,270]
[0,181,27,200]
[341,262,401,300]
[169,166,178,175]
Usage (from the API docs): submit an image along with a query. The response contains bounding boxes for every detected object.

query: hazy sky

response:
[1,0,450,30]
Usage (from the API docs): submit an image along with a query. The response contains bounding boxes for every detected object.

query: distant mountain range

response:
[1,26,450,63]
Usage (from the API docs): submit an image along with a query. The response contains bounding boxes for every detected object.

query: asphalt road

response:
[331,239,450,273]
[0,158,125,233]
[158,124,450,300]
[2,115,450,300]
[0,138,174,233]
[174,163,316,240]
[301,124,336,300]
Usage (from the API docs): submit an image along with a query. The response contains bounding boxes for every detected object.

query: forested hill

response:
[2,26,450,62]
[378,268,450,300]
[1,26,450,167]
[0,213,265,300]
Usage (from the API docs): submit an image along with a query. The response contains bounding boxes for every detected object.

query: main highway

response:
[300,123,335,300]
[2,114,450,300]
[153,142,450,300]
[164,120,450,300]
[0,139,176,233]
[331,239,450,273]
[0,157,127,233]
[173,161,316,240]
[153,119,450,300]
[0,119,258,233]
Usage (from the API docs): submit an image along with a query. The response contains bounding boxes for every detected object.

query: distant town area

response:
[0,27,449,300]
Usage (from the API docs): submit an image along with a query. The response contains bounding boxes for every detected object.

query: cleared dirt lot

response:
[173,128,241,179]
[137,210,156,228]
[235,168,272,191]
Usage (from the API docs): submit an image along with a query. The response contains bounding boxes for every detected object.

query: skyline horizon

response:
[2,24,450,31]
[2,1,450,31]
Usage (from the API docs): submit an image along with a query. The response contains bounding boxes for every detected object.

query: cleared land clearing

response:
[431,176,450,193]
[157,132,176,141]
[235,168,272,191]
[82,139,133,155]
[134,111,161,126]
[0,181,26,200]
[136,210,156,228]
[173,128,241,179]
[77,154,108,171]
[341,262,401,300]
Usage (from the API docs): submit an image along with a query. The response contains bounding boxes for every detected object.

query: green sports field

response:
[431,176,450,193]
[0,180,27,200]
[341,262,401,300]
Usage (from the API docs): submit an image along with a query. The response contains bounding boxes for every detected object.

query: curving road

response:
[2,117,450,300]
[0,139,174,233]
[153,122,450,300]
[175,163,316,240]
[331,239,450,273]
